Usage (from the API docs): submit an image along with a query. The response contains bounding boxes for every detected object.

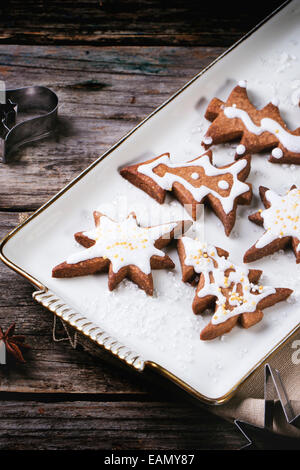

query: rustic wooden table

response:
[0,0,284,451]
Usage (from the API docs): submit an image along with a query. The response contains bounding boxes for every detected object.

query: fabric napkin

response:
[212,333,300,439]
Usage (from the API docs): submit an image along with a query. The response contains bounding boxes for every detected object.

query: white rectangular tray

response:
[1,0,299,404]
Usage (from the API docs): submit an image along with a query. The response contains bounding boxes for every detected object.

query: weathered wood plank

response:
[0,45,223,76]
[0,0,283,47]
[0,45,222,210]
[0,400,244,450]
[0,305,150,394]
[0,212,36,307]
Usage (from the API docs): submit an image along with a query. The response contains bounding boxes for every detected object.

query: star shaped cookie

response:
[52,211,191,295]
[244,185,300,264]
[120,150,252,236]
[177,237,292,340]
[202,81,300,164]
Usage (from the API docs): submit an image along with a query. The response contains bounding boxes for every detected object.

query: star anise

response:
[0,323,30,363]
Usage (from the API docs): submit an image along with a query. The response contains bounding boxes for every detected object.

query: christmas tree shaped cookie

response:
[120,151,252,236]
[244,185,300,264]
[53,211,191,295]
[203,81,300,164]
[177,237,292,340]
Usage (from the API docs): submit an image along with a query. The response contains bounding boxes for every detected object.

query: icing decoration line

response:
[181,237,276,325]
[137,153,249,215]
[224,106,300,154]
[255,188,300,252]
[67,214,177,274]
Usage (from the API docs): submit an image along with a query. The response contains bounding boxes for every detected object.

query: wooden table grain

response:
[0,0,283,451]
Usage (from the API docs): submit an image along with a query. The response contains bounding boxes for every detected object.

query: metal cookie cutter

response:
[235,364,300,449]
[0,86,58,163]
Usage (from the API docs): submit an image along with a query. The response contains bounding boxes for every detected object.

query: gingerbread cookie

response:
[120,151,252,236]
[203,81,300,164]
[53,211,192,296]
[244,185,300,264]
[177,237,292,340]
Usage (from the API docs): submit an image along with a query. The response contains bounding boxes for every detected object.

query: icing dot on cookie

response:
[236,144,246,155]
[203,136,212,145]
[191,172,200,180]
[238,80,247,88]
[218,180,229,190]
[271,147,283,159]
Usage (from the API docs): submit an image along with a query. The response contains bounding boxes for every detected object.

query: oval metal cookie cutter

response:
[0,86,58,163]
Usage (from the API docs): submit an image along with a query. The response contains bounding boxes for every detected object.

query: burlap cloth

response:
[211,332,300,439]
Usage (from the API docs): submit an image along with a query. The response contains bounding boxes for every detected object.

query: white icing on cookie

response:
[181,237,275,325]
[236,144,246,155]
[271,147,283,159]
[203,136,213,145]
[255,188,300,251]
[137,153,249,215]
[67,214,177,274]
[191,172,199,180]
[238,80,247,88]
[224,106,300,154]
[218,180,229,190]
